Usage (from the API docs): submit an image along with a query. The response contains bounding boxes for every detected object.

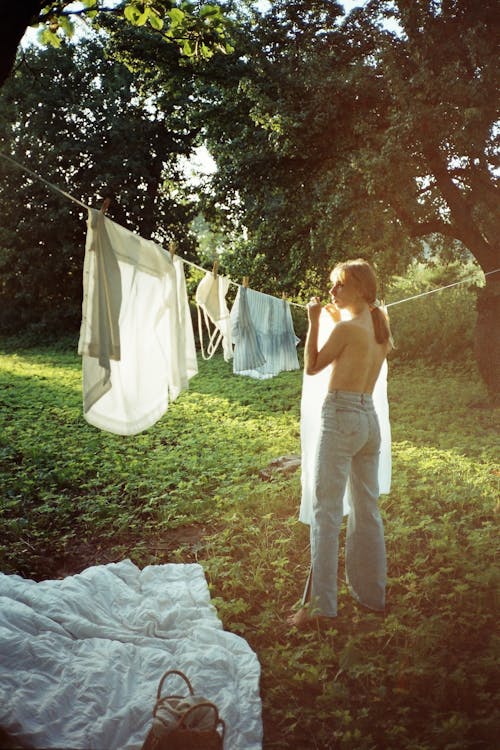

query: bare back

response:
[327,317,390,394]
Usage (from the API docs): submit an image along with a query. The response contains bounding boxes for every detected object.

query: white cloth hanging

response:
[230,286,300,379]
[195,271,233,361]
[78,210,198,435]
[299,308,392,524]
[171,253,198,398]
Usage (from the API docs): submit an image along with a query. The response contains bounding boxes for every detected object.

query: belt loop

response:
[360,393,365,404]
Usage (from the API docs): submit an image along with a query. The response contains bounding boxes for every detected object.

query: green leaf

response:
[200,43,214,59]
[38,28,61,48]
[167,8,185,28]
[58,15,75,38]
[148,11,164,31]
[180,38,195,56]
[124,4,141,24]
[200,4,222,18]
[136,11,149,27]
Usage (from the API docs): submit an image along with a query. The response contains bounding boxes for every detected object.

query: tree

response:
[344,0,499,397]
[191,0,500,396]
[0,0,41,87]
[0,36,199,336]
[188,1,417,289]
[0,0,233,88]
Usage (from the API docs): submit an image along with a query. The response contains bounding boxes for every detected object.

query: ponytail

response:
[371,305,394,348]
[332,258,394,349]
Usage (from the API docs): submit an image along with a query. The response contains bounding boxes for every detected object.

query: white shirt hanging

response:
[78,209,198,435]
[230,286,300,379]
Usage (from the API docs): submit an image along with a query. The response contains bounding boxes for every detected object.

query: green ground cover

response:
[0,343,498,749]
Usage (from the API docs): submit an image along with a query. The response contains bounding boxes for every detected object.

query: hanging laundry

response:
[195,271,233,361]
[172,253,198,398]
[300,308,391,523]
[230,286,300,379]
[78,209,197,435]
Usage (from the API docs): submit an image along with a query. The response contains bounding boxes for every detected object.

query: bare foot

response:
[287,607,334,628]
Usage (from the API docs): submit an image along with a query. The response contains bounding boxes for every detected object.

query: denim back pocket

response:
[334,407,361,436]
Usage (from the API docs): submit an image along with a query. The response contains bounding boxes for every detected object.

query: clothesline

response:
[385,268,499,308]
[0,152,306,309]
[179,255,305,310]
[1,152,497,312]
[0,152,89,211]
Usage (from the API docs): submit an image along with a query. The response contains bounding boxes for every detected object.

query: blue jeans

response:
[308,390,386,617]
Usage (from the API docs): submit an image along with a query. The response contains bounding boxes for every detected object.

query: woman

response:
[290,259,393,626]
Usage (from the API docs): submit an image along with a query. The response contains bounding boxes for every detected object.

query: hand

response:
[324,302,341,323]
[307,296,322,323]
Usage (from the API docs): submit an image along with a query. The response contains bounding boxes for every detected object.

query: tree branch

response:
[448,167,500,197]
[37,6,121,22]
[422,144,499,268]
[391,200,457,240]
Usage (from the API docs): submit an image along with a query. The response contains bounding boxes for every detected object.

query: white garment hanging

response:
[195,271,233,361]
[299,308,392,524]
[171,253,198,399]
[230,286,300,379]
[78,210,198,435]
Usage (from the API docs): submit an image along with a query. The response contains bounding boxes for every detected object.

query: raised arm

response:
[304,298,347,376]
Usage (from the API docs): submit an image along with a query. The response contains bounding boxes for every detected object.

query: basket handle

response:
[176,701,226,738]
[156,669,194,700]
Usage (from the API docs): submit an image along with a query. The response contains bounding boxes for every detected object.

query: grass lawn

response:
[0,342,498,749]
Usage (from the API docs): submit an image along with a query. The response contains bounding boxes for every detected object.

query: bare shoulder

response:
[338,319,370,340]
[326,319,355,344]
[332,319,364,334]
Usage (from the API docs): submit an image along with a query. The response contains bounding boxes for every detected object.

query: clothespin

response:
[212,259,219,278]
[100,198,111,215]
[168,240,177,258]
[242,276,249,288]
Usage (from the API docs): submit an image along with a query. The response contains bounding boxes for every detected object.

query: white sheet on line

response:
[78,210,197,436]
[0,560,262,750]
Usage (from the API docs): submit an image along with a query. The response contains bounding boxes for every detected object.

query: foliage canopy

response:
[34,1,234,59]
[189,0,499,287]
[0,1,234,92]
[0,36,199,336]
[1,0,498,392]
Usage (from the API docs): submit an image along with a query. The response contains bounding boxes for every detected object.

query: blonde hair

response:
[332,259,393,346]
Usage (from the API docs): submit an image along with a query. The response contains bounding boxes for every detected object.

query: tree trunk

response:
[474,275,500,404]
[423,145,498,270]
[0,2,42,88]
[422,145,499,401]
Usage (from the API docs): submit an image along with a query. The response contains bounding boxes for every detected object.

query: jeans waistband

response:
[325,390,374,408]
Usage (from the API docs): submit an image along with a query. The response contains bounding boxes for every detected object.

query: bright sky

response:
[256,0,365,8]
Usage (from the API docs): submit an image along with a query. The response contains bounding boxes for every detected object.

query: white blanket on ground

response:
[0,560,262,750]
